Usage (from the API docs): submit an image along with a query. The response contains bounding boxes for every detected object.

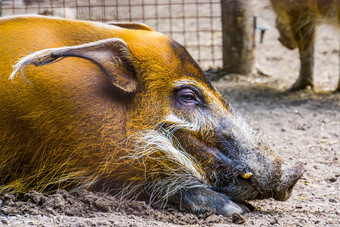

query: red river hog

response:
[0,15,303,216]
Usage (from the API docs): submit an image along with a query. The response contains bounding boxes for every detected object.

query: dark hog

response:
[270,0,340,91]
[0,15,303,216]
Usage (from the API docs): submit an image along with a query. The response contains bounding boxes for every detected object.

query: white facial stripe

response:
[124,129,206,188]
[164,112,217,136]
[120,129,207,203]
[173,79,197,87]
[164,114,201,132]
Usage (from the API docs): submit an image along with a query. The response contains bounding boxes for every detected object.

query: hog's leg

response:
[336,46,340,91]
[171,187,248,217]
[336,15,340,92]
[290,19,316,91]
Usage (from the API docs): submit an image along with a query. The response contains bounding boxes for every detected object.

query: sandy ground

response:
[1,0,339,226]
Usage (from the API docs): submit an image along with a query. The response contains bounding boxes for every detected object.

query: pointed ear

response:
[108,22,153,31]
[10,38,137,93]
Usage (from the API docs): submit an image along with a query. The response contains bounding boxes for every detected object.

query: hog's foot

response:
[171,187,249,217]
[290,78,313,91]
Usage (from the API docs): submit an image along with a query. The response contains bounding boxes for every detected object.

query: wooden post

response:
[221,0,255,75]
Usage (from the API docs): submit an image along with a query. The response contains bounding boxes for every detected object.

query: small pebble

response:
[232,213,245,224]
[269,217,278,225]
[329,199,337,203]
[328,177,336,183]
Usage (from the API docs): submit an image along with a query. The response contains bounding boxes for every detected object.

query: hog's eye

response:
[175,87,203,107]
[181,93,195,102]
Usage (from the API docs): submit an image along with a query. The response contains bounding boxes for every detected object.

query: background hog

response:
[270,0,340,91]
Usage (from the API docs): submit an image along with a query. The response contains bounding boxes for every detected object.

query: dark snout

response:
[275,18,298,50]
[278,37,297,50]
[273,163,304,201]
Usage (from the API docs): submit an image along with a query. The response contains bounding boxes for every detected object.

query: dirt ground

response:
[1,0,339,226]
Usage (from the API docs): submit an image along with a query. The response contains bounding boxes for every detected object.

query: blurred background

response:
[0,0,222,70]
[0,0,339,90]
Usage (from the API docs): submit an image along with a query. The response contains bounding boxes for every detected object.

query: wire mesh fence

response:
[0,0,222,69]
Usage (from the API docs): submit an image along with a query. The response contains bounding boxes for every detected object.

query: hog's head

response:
[124,36,303,215]
[270,0,298,49]
[275,13,298,50]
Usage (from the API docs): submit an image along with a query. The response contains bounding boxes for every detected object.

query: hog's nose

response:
[273,163,304,201]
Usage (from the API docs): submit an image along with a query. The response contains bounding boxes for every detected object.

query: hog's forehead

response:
[121,30,211,83]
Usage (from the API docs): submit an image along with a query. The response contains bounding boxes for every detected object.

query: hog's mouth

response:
[170,130,266,201]
[212,170,265,202]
